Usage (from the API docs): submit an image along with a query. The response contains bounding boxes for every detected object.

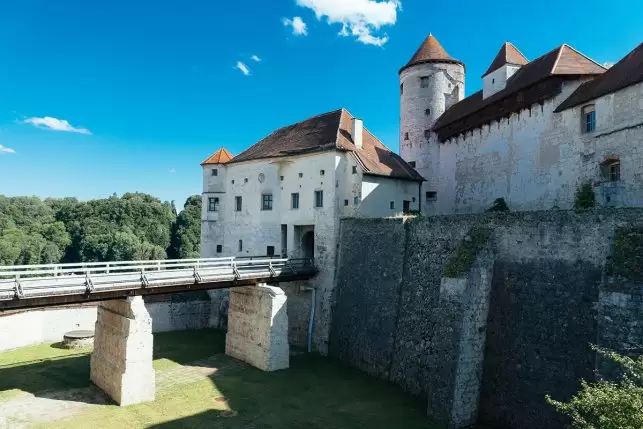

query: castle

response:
[400,35,643,214]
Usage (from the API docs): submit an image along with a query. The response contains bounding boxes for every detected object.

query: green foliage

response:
[574,183,597,210]
[487,198,510,212]
[0,193,200,265]
[547,347,643,429]
[443,226,492,277]
[167,195,202,259]
[605,227,643,283]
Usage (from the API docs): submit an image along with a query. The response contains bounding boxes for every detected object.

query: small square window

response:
[216,245,222,253]
[420,76,429,88]
[390,201,395,210]
[314,190,324,208]
[352,166,357,174]
[426,191,437,202]
[261,194,273,211]
[235,196,242,211]
[238,240,243,252]
[320,169,325,176]
[408,161,416,168]
[231,180,235,184]
[298,173,303,178]
[424,130,431,139]
[211,169,218,176]
[344,199,349,206]
[267,246,275,257]
[353,196,359,206]
[208,197,219,212]
[244,178,248,183]
[404,132,409,141]
[425,108,431,116]
[291,193,300,209]
[280,176,284,181]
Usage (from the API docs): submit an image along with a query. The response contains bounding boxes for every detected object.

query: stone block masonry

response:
[330,209,643,429]
[225,284,289,372]
[90,297,155,406]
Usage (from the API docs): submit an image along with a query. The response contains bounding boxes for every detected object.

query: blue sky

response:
[0,0,641,205]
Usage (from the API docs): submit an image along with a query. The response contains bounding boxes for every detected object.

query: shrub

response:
[547,347,643,429]
[574,183,597,210]
[487,198,509,212]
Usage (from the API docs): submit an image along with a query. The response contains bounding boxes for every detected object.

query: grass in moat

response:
[0,329,437,429]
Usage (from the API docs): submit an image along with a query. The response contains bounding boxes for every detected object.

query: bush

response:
[574,183,597,210]
[487,198,509,212]
[547,347,643,429]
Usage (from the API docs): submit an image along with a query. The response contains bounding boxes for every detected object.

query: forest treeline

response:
[0,193,202,265]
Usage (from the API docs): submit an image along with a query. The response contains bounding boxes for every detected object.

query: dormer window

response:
[420,76,429,88]
[582,105,596,133]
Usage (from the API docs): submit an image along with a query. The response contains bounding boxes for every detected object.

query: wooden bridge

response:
[0,256,316,310]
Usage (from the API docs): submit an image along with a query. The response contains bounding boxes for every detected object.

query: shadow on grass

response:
[0,329,227,406]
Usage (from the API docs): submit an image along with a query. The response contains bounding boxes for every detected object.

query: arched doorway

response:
[302,231,314,259]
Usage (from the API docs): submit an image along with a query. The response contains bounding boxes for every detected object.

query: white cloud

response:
[251,55,261,62]
[236,61,251,76]
[24,116,91,135]
[0,145,15,154]
[282,16,308,36]
[296,0,401,46]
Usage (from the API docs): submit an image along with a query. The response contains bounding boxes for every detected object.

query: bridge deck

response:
[0,257,316,310]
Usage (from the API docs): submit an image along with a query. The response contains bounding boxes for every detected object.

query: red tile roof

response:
[433,44,606,141]
[229,109,423,182]
[556,42,643,112]
[483,42,529,76]
[400,34,464,74]
[201,148,234,165]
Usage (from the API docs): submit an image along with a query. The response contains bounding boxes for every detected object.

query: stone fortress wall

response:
[329,209,643,429]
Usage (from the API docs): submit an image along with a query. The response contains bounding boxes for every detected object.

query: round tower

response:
[399,34,465,214]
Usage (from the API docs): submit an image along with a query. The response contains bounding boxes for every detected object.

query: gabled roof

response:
[229,109,424,182]
[483,42,528,76]
[556,42,643,112]
[201,148,234,165]
[433,44,606,140]
[400,34,464,74]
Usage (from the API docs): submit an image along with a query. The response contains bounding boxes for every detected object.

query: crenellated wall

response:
[330,209,643,429]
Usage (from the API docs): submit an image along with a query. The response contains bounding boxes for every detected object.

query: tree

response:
[547,347,643,429]
[487,197,510,212]
[574,183,597,210]
[168,195,202,259]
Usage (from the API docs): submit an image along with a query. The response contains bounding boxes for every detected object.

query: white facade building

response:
[400,36,643,214]
[201,108,422,352]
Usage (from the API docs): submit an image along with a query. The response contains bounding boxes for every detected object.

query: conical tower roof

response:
[400,34,464,74]
[483,42,529,76]
[201,147,234,165]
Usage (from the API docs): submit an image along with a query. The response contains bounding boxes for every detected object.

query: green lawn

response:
[0,329,437,429]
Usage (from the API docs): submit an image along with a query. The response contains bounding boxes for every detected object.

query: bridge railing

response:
[0,257,315,302]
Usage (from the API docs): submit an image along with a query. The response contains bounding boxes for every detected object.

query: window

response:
[425,108,431,116]
[353,196,359,206]
[314,190,324,208]
[208,197,219,212]
[244,178,248,183]
[299,173,303,178]
[231,180,235,184]
[267,246,275,257]
[408,161,416,168]
[261,194,273,211]
[344,199,349,206]
[320,169,325,176]
[426,191,437,202]
[235,196,242,211]
[291,192,300,209]
[404,132,409,141]
[420,76,429,88]
[400,83,403,95]
[216,245,222,253]
[352,166,357,174]
[602,160,621,182]
[211,169,218,176]
[390,201,395,210]
[280,176,284,181]
[492,78,495,84]
[582,105,596,133]
[238,240,243,252]
[403,200,411,213]
[424,130,431,139]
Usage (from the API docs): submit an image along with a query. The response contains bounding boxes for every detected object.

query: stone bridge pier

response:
[89,283,289,406]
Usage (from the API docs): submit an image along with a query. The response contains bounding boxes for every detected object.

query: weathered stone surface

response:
[225,284,289,371]
[90,297,155,406]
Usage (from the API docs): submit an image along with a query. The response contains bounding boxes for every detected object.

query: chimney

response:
[351,118,363,149]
